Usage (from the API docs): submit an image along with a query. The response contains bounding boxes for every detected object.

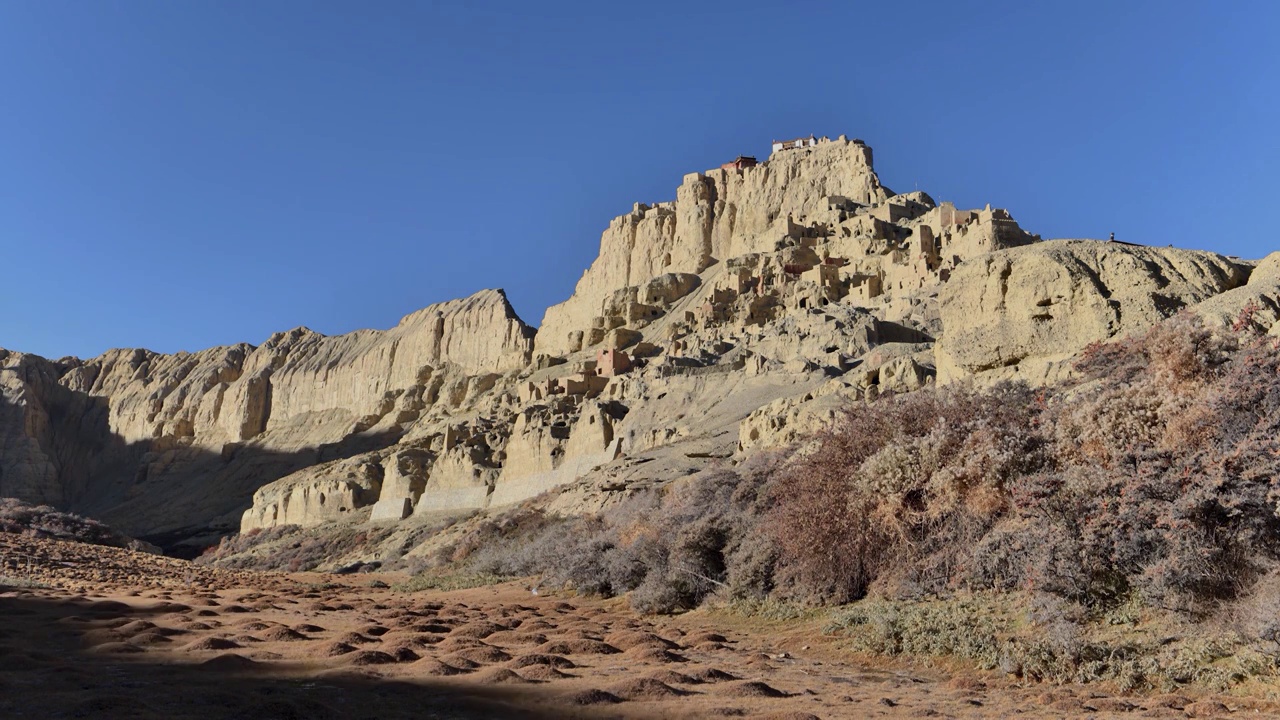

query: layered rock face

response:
[1190,251,1280,334]
[59,288,533,449]
[9,133,1262,552]
[538,137,892,356]
[236,138,1044,536]
[935,241,1248,384]
[0,136,1045,546]
[0,351,69,504]
[0,290,535,544]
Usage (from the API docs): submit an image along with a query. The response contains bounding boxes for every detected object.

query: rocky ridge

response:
[935,241,1249,384]
[0,135,1268,552]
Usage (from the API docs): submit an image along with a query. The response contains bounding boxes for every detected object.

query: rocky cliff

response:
[935,241,1249,384]
[0,289,535,547]
[537,136,889,356]
[2,134,1266,553]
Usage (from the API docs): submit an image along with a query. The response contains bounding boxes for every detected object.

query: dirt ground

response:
[1,534,1275,719]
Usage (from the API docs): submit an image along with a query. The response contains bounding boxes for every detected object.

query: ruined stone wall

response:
[537,138,888,356]
[20,135,1258,549]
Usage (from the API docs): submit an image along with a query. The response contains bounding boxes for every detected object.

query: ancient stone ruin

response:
[1,134,1270,552]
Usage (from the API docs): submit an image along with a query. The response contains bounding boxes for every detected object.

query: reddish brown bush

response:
[764,314,1280,616]
[395,314,1280,626]
[422,452,784,613]
[767,382,1047,603]
[197,524,395,572]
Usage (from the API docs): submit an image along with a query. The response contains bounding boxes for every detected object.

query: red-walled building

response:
[720,155,758,171]
[595,348,633,377]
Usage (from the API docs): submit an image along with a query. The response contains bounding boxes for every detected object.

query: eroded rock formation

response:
[0,290,535,545]
[4,134,1263,552]
[935,241,1248,384]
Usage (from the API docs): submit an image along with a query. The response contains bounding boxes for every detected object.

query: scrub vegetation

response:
[404,315,1280,689]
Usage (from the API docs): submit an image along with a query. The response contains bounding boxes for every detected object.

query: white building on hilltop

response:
[771,134,824,153]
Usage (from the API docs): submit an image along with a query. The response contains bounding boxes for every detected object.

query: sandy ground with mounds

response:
[1,533,1275,719]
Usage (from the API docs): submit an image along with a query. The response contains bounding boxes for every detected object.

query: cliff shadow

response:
[7,378,406,557]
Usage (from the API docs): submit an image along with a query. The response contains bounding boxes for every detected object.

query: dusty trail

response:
[0,534,1269,719]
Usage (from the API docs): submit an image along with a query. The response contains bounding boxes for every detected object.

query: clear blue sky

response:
[2,1,1276,359]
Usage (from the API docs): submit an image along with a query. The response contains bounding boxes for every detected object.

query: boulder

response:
[602,328,643,350]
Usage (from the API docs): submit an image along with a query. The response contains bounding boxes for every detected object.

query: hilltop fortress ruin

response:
[2,135,1273,552]
[538,134,1037,359]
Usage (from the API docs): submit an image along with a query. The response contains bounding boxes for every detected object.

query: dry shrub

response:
[1022,318,1280,611]
[769,314,1280,617]
[767,382,1046,603]
[388,314,1280,643]
[193,524,300,567]
[1228,567,1280,647]
[0,498,145,550]
[410,452,784,613]
[621,454,782,613]
[447,507,562,566]
[198,524,394,572]
[825,590,1267,691]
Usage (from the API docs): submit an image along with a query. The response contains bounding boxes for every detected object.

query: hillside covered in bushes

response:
[304,313,1272,689]
[428,316,1277,612]
[200,311,1280,688]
